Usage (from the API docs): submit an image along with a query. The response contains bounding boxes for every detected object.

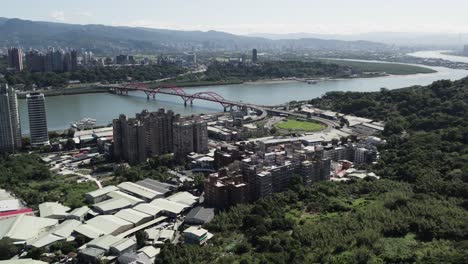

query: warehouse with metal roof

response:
[39,202,70,220]
[166,192,199,207]
[114,209,153,226]
[118,182,164,201]
[106,190,144,205]
[93,198,133,214]
[0,215,58,242]
[132,203,162,218]
[185,207,215,225]
[150,198,188,216]
[85,215,133,236]
[85,185,119,204]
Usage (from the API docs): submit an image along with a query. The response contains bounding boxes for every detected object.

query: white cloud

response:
[50,10,65,21]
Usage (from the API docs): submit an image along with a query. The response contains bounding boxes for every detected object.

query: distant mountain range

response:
[0,18,387,55]
[248,32,468,48]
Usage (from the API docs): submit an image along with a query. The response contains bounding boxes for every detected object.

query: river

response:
[18,52,468,134]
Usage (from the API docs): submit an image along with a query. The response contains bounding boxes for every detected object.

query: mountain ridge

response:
[0,17,387,54]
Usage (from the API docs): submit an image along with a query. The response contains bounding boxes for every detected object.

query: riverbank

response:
[17,86,107,99]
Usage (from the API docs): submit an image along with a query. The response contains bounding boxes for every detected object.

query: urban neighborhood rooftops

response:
[106,190,144,205]
[93,198,133,214]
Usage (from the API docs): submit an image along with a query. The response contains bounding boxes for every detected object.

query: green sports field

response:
[276,119,325,132]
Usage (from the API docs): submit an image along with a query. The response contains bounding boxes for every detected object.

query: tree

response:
[0,238,17,260]
[135,231,148,248]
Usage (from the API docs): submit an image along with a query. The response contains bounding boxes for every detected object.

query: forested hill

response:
[155,78,468,263]
[0,17,387,53]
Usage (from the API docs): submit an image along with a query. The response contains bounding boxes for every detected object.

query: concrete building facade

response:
[26,93,49,147]
[7,47,23,71]
[0,84,22,153]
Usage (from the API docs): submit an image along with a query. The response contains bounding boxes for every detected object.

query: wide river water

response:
[18,51,468,133]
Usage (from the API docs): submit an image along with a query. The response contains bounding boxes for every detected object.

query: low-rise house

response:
[183,226,213,245]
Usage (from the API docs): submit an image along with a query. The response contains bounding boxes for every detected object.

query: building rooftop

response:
[118,182,162,200]
[39,202,70,219]
[110,237,136,252]
[74,224,104,239]
[150,199,187,215]
[166,192,198,207]
[137,246,160,259]
[132,203,162,217]
[114,209,152,225]
[135,178,176,194]
[86,185,119,199]
[85,215,133,236]
[183,226,208,237]
[107,191,144,205]
[93,198,133,213]
[0,199,23,213]
[185,207,214,224]
[68,206,90,219]
[0,259,49,264]
[51,219,82,238]
[87,234,121,252]
[0,215,58,242]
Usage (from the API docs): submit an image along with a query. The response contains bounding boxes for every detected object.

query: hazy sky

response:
[2,0,468,34]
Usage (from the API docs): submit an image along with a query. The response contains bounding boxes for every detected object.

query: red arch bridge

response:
[108,83,249,111]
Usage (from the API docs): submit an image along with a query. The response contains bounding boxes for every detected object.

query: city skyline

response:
[2,0,468,35]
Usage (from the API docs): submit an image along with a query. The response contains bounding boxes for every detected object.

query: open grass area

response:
[276,119,325,132]
[320,59,436,75]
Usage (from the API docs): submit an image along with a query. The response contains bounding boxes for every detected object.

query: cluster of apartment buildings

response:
[25,48,79,73]
[0,84,49,153]
[113,109,208,164]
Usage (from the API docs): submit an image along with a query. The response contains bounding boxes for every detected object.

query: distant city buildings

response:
[252,48,258,63]
[0,84,22,153]
[7,47,23,71]
[26,92,49,147]
[113,109,208,164]
[25,48,80,73]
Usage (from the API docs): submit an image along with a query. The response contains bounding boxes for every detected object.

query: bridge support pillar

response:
[184,101,187,107]
[153,94,156,99]
[147,94,150,100]
[223,107,227,112]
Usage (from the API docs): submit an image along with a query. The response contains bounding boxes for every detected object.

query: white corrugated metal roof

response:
[93,198,133,213]
[150,199,187,215]
[118,182,162,200]
[132,203,162,217]
[114,209,152,224]
[86,185,119,199]
[107,191,144,205]
[166,192,198,207]
[86,215,133,235]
